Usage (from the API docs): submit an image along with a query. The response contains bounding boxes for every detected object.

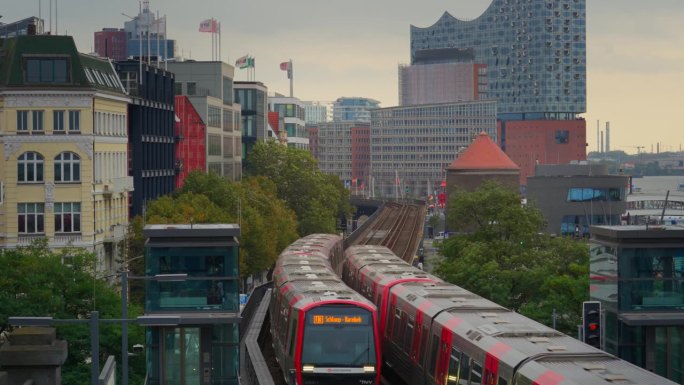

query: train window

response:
[393,309,402,341]
[470,361,483,385]
[388,304,395,334]
[459,353,471,385]
[404,318,414,351]
[419,326,428,367]
[448,348,461,383]
[429,335,440,377]
[498,377,508,385]
[288,315,297,357]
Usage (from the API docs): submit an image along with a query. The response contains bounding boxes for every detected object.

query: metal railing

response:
[241,284,275,385]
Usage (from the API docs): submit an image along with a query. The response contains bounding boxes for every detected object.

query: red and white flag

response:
[280,60,292,79]
[199,19,217,33]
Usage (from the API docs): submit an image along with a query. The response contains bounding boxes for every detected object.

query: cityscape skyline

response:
[3,0,683,154]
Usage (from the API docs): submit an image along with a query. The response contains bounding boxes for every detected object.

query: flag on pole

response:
[280,60,292,79]
[235,55,255,69]
[199,19,217,33]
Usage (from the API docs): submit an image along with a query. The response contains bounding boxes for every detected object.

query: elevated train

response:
[270,234,381,385]
[341,245,675,385]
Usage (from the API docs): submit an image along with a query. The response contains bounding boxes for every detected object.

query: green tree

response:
[436,181,589,335]
[246,141,352,235]
[144,171,299,277]
[0,243,146,385]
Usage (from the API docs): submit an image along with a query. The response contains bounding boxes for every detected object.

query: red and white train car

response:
[271,235,382,385]
[343,245,676,385]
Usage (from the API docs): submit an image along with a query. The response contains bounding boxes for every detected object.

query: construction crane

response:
[625,146,645,154]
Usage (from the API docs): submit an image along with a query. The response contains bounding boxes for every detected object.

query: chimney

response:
[605,122,610,152]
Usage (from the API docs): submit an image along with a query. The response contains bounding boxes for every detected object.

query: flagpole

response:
[218,22,222,62]
[289,59,293,97]
[164,14,167,70]
[156,11,160,67]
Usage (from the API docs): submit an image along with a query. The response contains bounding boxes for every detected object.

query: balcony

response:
[101,176,134,198]
[104,224,126,243]
[53,234,83,246]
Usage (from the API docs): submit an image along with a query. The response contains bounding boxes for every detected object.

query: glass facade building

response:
[143,224,241,385]
[590,226,684,384]
[268,95,308,150]
[410,0,586,118]
[332,97,380,123]
[370,101,497,198]
[235,82,268,167]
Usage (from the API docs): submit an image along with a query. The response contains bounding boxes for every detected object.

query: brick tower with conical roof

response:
[446,132,520,198]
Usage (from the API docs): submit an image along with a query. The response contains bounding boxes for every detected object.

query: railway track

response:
[351,201,425,262]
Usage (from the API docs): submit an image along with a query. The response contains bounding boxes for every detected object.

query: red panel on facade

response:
[351,125,370,189]
[268,112,280,135]
[175,96,207,189]
[497,119,587,185]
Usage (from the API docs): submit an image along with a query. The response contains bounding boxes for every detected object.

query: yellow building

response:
[0,35,132,273]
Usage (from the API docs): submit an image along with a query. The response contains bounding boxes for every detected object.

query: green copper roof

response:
[0,35,125,94]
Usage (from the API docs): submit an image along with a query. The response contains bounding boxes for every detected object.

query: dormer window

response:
[24,57,70,84]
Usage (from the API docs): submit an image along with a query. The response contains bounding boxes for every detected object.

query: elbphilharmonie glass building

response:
[410,0,586,120]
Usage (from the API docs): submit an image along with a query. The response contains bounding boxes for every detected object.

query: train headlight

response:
[448,375,458,382]
[363,366,375,373]
[302,365,315,372]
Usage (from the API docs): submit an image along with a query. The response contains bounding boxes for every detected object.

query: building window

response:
[17,110,28,131]
[25,57,70,83]
[555,130,569,144]
[53,110,65,132]
[174,82,182,95]
[68,110,80,132]
[54,202,81,233]
[17,152,44,183]
[222,76,233,105]
[32,110,44,132]
[187,82,196,95]
[18,203,45,234]
[208,106,222,127]
[54,152,81,182]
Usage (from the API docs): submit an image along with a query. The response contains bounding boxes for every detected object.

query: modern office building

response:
[302,100,331,124]
[370,100,497,198]
[412,0,588,182]
[167,61,242,180]
[589,226,684,384]
[332,97,380,123]
[0,35,131,273]
[399,48,487,106]
[307,125,320,159]
[526,163,628,236]
[0,16,44,39]
[94,28,128,61]
[175,95,207,189]
[143,224,241,385]
[317,122,371,191]
[116,60,176,217]
[234,81,268,165]
[122,1,175,61]
[268,94,307,150]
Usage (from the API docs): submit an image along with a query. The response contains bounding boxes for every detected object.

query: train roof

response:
[274,233,375,310]
[518,355,679,385]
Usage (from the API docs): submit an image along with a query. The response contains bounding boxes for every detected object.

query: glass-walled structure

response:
[143,224,241,385]
[590,225,684,384]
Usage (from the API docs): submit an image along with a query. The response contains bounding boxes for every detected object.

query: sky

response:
[3,0,683,154]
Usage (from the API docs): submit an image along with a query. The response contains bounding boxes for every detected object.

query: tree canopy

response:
[436,181,589,335]
[246,141,353,235]
[0,242,145,385]
[145,171,299,277]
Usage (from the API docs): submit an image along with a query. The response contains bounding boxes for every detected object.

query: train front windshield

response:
[302,305,377,367]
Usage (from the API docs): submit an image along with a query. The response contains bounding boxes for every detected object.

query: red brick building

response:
[175,96,207,188]
[498,119,587,185]
[351,124,370,191]
[94,28,127,61]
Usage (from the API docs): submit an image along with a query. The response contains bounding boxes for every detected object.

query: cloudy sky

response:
[3,0,683,154]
